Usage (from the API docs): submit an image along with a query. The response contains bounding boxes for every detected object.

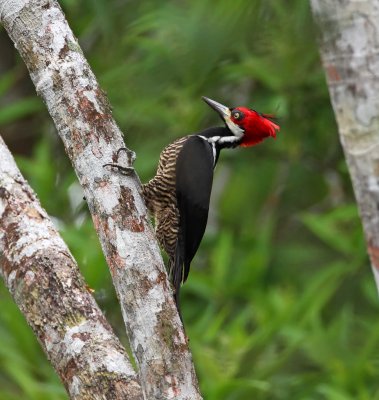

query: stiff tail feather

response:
[172,242,184,320]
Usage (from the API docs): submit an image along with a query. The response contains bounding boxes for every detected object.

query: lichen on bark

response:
[0,136,142,399]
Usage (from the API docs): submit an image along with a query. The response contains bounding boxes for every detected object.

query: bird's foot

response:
[116,147,136,165]
[103,147,136,176]
[103,163,135,176]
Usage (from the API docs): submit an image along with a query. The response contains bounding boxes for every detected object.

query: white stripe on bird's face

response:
[225,119,244,138]
[202,96,245,138]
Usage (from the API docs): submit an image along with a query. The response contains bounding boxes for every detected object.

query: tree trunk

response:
[310,0,379,291]
[0,136,142,400]
[0,0,202,398]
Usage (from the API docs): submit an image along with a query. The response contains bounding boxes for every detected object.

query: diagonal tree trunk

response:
[0,135,142,399]
[0,0,201,398]
[310,0,379,291]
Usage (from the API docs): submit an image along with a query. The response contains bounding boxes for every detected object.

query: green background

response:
[1,1,378,399]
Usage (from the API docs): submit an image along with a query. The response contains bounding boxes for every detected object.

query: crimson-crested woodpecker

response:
[142,97,280,311]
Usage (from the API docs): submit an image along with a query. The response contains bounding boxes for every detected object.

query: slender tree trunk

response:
[0,0,201,398]
[310,0,379,291]
[0,136,142,400]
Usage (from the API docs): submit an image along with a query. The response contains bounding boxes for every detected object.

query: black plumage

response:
[143,127,235,310]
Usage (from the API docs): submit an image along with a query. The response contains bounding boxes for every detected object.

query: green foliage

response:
[0,286,66,400]
[1,0,379,399]
[0,69,44,126]
[0,97,43,126]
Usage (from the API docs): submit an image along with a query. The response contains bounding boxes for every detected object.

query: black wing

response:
[173,136,214,303]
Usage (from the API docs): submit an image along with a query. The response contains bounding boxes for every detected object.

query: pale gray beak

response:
[202,96,231,120]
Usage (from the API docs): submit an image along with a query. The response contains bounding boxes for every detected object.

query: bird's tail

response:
[172,239,185,320]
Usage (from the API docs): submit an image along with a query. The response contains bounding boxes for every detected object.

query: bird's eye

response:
[232,110,244,121]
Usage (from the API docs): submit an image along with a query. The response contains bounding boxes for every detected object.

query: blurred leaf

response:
[301,204,364,257]
[0,97,43,126]
[0,70,17,96]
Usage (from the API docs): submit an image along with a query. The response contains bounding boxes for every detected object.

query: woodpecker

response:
[142,97,280,312]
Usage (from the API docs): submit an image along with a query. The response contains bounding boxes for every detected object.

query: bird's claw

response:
[116,147,136,165]
[103,147,136,176]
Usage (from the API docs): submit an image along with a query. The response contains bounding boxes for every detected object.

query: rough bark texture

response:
[0,136,142,400]
[0,1,201,399]
[310,1,379,289]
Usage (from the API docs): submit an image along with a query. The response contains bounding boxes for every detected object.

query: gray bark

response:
[310,0,379,290]
[0,0,201,398]
[0,136,142,400]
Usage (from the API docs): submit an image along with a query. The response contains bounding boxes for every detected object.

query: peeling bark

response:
[0,1,201,398]
[310,1,379,290]
[0,136,142,400]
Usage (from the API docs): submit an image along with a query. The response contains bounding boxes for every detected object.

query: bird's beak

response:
[202,97,231,121]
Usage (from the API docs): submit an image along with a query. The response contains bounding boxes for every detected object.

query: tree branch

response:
[0,135,142,399]
[310,1,379,290]
[0,0,201,398]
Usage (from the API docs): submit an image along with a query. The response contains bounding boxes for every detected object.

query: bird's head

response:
[202,96,280,147]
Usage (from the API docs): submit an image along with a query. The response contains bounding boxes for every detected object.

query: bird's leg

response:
[103,147,136,176]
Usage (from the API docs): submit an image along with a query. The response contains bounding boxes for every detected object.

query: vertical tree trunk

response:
[310,0,379,290]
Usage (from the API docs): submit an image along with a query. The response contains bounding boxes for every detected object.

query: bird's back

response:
[142,135,189,261]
